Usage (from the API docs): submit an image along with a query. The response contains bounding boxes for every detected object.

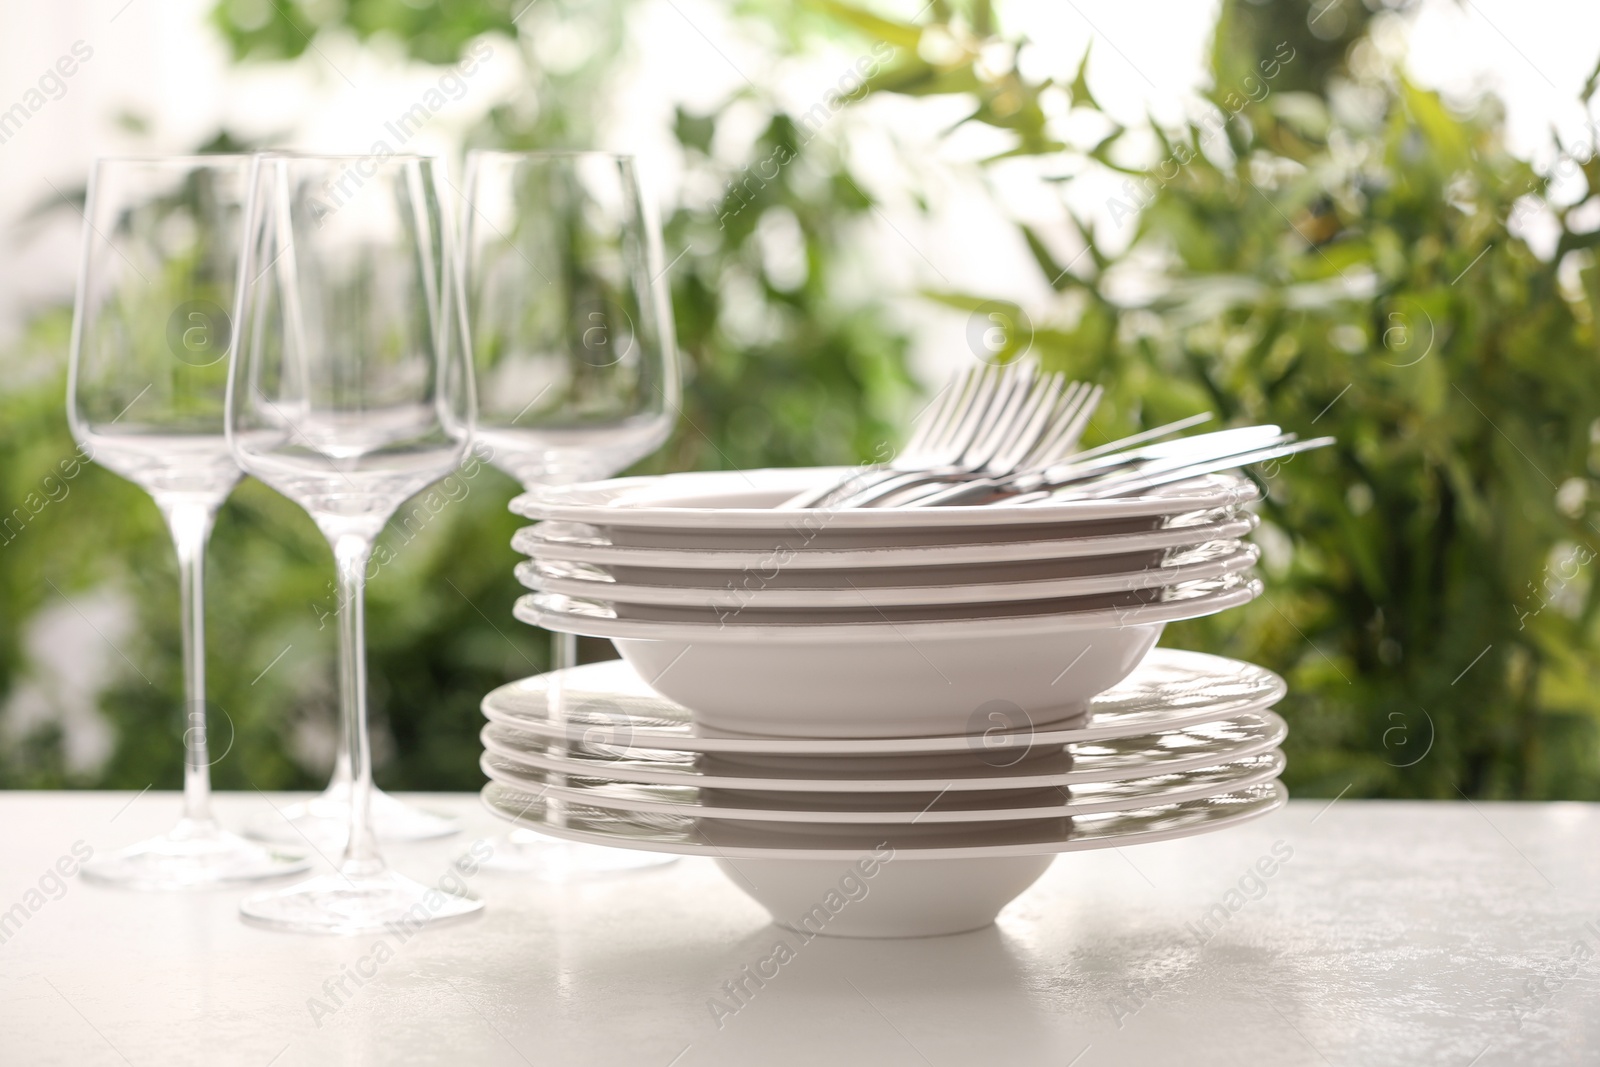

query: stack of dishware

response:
[478,463,1291,936]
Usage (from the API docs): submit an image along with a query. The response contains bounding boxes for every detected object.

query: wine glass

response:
[457,150,679,877]
[67,155,309,889]
[229,152,482,932]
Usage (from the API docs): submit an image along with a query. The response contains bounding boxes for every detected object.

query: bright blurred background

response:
[2,0,1599,800]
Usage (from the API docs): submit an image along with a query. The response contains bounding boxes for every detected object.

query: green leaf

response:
[1020,224,1072,290]
[803,0,923,49]
[674,107,716,155]
[969,0,994,37]
[1068,44,1098,110]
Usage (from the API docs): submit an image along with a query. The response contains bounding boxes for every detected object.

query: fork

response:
[906,432,1333,506]
[779,361,1098,509]
[777,361,1013,510]
[835,377,1103,508]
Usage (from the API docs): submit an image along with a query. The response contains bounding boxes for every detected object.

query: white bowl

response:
[626,616,1154,736]
[717,855,1056,938]
[514,577,1261,737]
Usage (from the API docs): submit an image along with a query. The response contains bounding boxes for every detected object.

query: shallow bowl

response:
[614,621,1163,737]
[517,576,1259,737]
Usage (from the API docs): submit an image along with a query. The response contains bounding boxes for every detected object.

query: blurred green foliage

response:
[4,0,1599,800]
[837,0,1600,799]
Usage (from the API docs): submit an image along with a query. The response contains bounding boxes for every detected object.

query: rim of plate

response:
[519,543,1261,609]
[513,513,1260,570]
[477,711,1288,792]
[509,467,1260,529]
[514,576,1263,642]
[479,648,1288,754]
[478,749,1287,824]
[478,779,1289,859]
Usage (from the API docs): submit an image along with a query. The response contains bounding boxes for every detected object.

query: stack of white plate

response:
[484,466,1289,937]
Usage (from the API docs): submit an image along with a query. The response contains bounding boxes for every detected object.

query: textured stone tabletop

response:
[1,792,1596,1065]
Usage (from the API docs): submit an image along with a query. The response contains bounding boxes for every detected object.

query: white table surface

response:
[1,791,1596,1066]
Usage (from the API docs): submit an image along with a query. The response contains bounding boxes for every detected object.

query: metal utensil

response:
[780,361,1099,509]
[845,409,1212,509]
[777,361,1018,509]
[900,424,1288,507]
[836,379,1103,508]
[1014,436,1336,505]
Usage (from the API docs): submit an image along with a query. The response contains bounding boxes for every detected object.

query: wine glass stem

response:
[333,532,382,875]
[553,631,577,672]
[163,501,218,827]
[510,631,576,850]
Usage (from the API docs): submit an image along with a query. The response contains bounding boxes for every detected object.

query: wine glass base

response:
[247,783,458,847]
[240,868,484,935]
[474,829,677,879]
[82,821,310,891]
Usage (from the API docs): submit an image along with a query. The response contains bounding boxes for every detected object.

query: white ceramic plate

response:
[518,576,1261,737]
[479,778,1289,859]
[477,711,1288,792]
[517,573,1261,642]
[478,648,1287,755]
[519,542,1260,609]
[509,467,1260,532]
[513,512,1259,571]
[478,749,1287,823]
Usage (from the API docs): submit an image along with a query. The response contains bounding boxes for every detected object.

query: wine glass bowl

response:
[70,157,248,505]
[462,150,677,487]
[229,155,470,523]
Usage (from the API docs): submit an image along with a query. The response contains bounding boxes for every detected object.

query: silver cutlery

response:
[780,361,1101,509]
[906,434,1334,507]
[896,424,1287,506]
